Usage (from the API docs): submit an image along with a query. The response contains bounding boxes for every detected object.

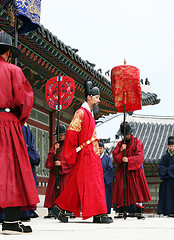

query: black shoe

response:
[168,214,174,218]
[136,206,145,219]
[66,211,76,218]
[44,212,55,219]
[44,214,53,218]
[137,213,145,219]
[2,221,32,235]
[93,214,113,223]
[50,205,68,223]
[44,208,55,219]
[114,213,124,219]
[127,212,137,218]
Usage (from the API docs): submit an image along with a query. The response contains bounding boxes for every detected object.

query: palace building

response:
[0,2,161,211]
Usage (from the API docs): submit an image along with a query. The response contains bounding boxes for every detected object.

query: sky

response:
[40,0,174,124]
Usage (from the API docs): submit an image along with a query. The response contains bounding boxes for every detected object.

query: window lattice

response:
[29,125,49,177]
[30,108,49,126]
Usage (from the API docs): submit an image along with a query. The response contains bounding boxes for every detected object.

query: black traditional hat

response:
[117,121,135,136]
[168,136,174,145]
[0,30,21,58]
[99,141,104,148]
[84,80,100,99]
[53,124,66,136]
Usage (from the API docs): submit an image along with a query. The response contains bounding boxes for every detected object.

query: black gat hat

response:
[53,124,66,136]
[168,136,174,145]
[84,80,100,99]
[0,30,21,58]
[99,141,104,148]
[117,121,135,136]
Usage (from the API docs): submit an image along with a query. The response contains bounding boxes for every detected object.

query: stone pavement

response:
[0,208,174,240]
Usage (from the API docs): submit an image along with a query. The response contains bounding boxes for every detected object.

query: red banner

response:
[111,65,142,112]
[45,76,75,110]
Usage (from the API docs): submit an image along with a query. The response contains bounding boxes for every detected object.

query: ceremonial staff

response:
[14,16,18,65]
[45,76,75,198]
[111,59,142,219]
[55,76,61,198]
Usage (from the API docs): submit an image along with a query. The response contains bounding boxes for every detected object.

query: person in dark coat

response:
[99,141,113,214]
[20,123,40,221]
[157,136,174,217]
[22,123,40,186]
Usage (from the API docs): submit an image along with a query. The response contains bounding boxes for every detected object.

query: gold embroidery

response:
[92,128,100,155]
[68,109,99,155]
[111,65,142,112]
[68,109,84,132]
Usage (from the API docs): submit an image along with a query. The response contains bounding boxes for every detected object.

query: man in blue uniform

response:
[99,141,114,214]
[20,123,40,221]
[157,136,174,217]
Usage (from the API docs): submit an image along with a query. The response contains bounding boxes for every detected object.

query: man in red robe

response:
[112,122,151,219]
[44,125,71,218]
[0,31,39,234]
[51,81,113,223]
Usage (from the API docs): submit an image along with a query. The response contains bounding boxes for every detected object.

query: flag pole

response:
[55,76,61,199]
[123,92,127,220]
[14,16,18,66]
[123,58,127,219]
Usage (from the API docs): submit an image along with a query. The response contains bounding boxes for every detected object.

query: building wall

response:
[143,167,161,213]
[28,106,50,177]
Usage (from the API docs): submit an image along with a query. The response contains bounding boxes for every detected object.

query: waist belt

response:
[0,108,11,112]
[76,137,99,153]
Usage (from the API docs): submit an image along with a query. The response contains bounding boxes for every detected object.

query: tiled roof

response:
[36,25,111,88]
[132,121,174,164]
[142,92,160,106]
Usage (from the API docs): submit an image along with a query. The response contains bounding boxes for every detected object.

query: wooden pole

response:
[123,92,127,220]
[55,76,61,199]
[14,16,18,66]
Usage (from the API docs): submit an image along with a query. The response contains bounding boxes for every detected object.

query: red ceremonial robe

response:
[55,104,107,220]
[112,135,151,206]
[44,143,71,208]
[0,56,39,210]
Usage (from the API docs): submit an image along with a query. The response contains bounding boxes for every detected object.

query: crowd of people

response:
[0,30,174,235]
